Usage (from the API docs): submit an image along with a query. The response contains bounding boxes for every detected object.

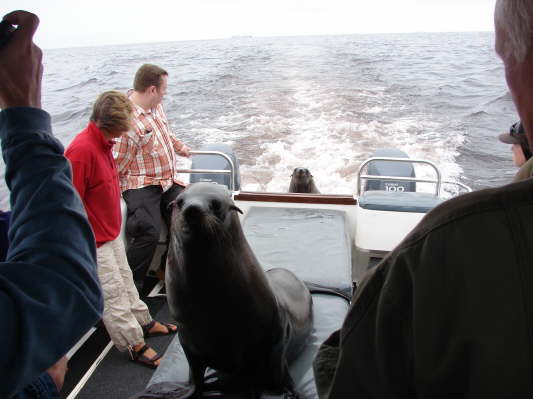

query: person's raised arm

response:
[0,11,41,109]
[0,10,103,398]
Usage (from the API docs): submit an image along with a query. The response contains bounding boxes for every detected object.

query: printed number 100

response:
[385,186,405,192]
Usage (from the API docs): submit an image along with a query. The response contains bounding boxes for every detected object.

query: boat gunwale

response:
[234,191,358,205]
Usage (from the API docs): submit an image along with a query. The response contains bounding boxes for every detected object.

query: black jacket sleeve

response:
[0,107,103,398]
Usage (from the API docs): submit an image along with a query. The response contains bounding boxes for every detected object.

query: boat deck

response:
[63,294,174,399]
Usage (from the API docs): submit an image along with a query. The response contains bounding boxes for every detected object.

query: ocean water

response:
[0,32,519,209]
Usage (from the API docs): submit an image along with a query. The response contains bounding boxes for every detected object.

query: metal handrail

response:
[357,157,472,197]
[357,157,442,196]
[175,150,236,191]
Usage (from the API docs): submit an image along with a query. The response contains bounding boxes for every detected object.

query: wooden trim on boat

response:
[234,191,357,205]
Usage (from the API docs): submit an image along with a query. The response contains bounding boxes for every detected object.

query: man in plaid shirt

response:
[114,64,191,295]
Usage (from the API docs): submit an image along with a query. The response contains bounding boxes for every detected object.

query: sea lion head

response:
[289,167,318,193]
[169,182,243,240]
[292,167,313,183]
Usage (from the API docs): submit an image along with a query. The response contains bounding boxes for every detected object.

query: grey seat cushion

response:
[243,207,353,298]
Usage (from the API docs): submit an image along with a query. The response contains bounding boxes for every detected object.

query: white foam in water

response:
[362,105,385,114]
[239,80,466,196]
[240,80,363,194]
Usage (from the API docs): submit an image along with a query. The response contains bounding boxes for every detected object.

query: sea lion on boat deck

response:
[288,167,320,194]
[166,182,313,398]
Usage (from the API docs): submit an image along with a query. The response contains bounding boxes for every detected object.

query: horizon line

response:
[42,30,494,51]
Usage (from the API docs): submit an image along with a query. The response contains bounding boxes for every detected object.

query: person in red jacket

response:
[65,91,177,368]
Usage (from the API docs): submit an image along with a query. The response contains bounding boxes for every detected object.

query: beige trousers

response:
[96,238,152,351]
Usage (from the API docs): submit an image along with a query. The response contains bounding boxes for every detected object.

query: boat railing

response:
[175,153,471,199]
[357,157,471,197]
[175,150,237,191]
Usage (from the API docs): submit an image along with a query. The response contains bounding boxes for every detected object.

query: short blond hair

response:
[133,64,168,93]
[90,91,133,133]
[495,0,533,62]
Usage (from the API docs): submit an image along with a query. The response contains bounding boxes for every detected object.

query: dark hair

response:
[90,91,133,134]
[133,64,168,93]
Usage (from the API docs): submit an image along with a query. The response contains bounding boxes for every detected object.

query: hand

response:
[179,144,191,158]
[46,355,69,392]
[0,10,42,109]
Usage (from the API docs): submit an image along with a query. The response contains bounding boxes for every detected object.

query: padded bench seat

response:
[243,206,353,298]
[358,190,443,213]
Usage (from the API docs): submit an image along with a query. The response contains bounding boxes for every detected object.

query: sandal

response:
[128,344,162,369]
[142,320,178,338]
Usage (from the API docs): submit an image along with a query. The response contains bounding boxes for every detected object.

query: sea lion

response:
[288,168,320,194]
[166,182,313,398]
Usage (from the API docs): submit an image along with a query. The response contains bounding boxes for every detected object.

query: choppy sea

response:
[0,31,519,209]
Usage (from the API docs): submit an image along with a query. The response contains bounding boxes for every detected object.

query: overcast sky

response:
[2,0,497,49]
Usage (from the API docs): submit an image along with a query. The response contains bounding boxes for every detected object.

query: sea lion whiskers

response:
[181,202,219,235]
[206,213,235,248]
[200,211,220,237]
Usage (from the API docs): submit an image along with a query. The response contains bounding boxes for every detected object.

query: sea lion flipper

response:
[182,345,207,397]
[128,382,196,399]
[277,361,302,399]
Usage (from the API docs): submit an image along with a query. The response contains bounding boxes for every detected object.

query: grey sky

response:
[2,0,497,49]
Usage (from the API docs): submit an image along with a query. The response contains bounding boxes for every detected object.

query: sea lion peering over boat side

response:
[289,167,320,193]
[166,182,313,398]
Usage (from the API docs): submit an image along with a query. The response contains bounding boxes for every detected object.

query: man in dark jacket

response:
[314,1,533,398]
[0,11,103,398]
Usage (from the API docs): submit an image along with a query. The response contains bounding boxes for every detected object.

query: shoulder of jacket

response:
[398,181,533,249]
[65,134,97,159]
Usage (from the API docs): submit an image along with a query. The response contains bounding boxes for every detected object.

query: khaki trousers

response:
[96,238,152,351]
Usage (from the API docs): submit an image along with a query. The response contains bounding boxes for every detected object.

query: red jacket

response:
[65,122,121,247]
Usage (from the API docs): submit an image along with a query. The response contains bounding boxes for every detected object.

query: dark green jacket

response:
[314,179,533,398]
